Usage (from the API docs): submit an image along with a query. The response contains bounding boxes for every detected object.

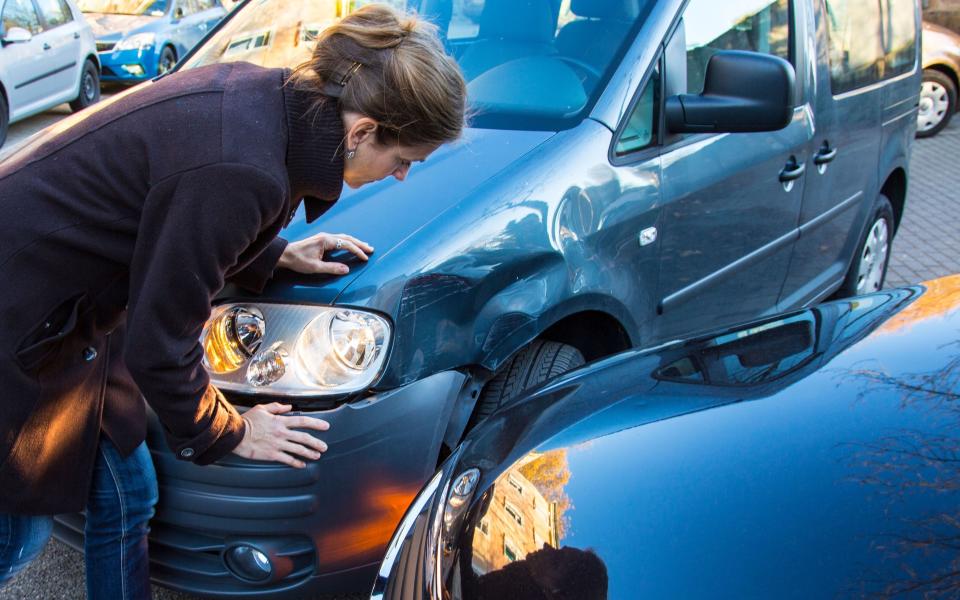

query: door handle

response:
[813,144,838,165]
[779,157,806,182]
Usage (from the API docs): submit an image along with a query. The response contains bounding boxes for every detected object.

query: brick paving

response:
[886,120,960,287]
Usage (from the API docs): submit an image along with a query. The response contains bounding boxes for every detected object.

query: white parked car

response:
[0,0,100,148]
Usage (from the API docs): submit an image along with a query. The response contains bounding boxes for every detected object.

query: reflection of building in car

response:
[470,455,560,575]
[223,28,271,56]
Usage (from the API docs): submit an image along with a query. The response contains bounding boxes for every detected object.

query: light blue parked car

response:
[79,0,225,82]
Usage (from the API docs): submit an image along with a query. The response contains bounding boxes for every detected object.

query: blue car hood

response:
[85,12,160,39]
[257,127,555,304]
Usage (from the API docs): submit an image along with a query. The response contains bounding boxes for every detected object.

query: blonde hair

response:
[290,4,467,148]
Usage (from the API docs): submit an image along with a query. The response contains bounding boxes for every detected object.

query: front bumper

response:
[53,370,465,599]
[98,47,160,82]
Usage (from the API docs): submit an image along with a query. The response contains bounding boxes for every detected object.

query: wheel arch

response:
[539,310,633,362]
[880,167,907,232]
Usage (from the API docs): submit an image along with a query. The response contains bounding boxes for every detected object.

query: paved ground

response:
[1,108,958,600]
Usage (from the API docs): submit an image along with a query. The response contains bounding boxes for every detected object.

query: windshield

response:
[181,0,653,130]
[78,0,168,16]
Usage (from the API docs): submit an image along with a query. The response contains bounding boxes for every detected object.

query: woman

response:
[0,4,466,597]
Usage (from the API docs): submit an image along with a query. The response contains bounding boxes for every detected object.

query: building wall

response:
[925,0,960,33]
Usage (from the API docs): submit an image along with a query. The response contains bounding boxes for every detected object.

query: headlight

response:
[201,303,391,396]
[115,32,155,50]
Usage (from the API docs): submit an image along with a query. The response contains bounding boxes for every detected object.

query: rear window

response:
[180,0,655,131]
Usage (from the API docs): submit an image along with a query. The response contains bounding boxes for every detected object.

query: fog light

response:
[224,545,272,582]
[121,64,145,76]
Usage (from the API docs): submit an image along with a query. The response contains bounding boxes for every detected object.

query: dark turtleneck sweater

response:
[0,61,344,513]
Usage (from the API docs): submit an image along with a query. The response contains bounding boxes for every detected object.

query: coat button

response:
[180,448,195,459]
[82,347,98,361]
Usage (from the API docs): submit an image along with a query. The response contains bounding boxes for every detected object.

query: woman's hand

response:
[232,402,330,468]
[276,232,374,275]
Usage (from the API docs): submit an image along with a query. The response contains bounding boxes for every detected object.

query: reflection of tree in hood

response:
[846,340,960,598]
[476,545,608,600]
[519,449,573,538]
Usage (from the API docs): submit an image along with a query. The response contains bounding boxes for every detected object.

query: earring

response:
[346,148,356,159]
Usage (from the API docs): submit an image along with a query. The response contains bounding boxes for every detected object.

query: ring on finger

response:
[335,238,343,250]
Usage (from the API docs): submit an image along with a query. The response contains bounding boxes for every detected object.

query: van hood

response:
[256,127,555,305]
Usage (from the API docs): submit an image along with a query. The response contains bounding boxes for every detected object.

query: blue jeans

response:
[0,436,158,599]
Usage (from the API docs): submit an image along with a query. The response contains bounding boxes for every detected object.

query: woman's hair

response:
[290,4,467,148]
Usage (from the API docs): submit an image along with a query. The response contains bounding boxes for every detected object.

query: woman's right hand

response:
[231,402,330,468]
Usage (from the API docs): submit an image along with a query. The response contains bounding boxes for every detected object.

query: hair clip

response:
[321,61,363,98]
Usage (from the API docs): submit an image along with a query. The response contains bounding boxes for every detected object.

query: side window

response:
[615,65,659,156]
[823,0,884,93]
[196,0,216,10]
[882,0,916,77]
[448,0,483,40]
[35,0,73,29]
[2,0,42,34]
[683,0,792,94]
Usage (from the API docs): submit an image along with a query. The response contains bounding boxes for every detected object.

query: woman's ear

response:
[347,116,379,149]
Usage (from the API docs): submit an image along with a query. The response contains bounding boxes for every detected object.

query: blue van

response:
[51,0,922,597]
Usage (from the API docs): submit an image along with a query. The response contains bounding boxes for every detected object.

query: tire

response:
[470,340,585,427]
[917,69,956,138]
[158,46,177,76]
[69,60,100,113]
[835,194,894,298]
[0,93,8,149]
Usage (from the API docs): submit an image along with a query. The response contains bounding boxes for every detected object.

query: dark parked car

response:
[47,0,921,596]
[374,275,960,599]
[919,20,960,136]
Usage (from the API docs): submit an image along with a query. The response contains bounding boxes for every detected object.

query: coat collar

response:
[282,73,345,224]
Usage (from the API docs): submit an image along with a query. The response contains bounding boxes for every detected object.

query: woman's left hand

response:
[276,232,374,275]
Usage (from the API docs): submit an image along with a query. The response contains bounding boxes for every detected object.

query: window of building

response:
[823,0,884,93]
[683,0,792,95]
[507,474,524,495]
[479,520,490,537]
[504,502,523,526]
[503,540,518,562]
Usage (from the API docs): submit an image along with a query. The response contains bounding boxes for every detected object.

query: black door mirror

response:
[173,6,184,19]
[665,50,796,134]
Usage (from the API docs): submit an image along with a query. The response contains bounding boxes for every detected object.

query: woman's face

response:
[341,113,440,189]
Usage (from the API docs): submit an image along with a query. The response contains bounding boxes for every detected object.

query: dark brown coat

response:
[0,62,344,514]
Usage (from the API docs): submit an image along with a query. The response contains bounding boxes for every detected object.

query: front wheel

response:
[836,194,894,298]
[158,46,177,76]
[69,60,100,113]
[470,340,585,428]
[917,69,956,138]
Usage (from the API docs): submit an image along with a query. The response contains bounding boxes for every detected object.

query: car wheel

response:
[158,46,177,75]
[69,60,101,113]
[0,93,8,149]
[470,340,585,427]
[836,194,894,298]
[917,69,956,138]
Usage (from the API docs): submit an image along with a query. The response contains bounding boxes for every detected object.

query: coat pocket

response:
[15,293,86,372]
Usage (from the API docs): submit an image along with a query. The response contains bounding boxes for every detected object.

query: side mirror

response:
[665,50,796,134]
[173,6,184,19]
[1,26,33,46]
